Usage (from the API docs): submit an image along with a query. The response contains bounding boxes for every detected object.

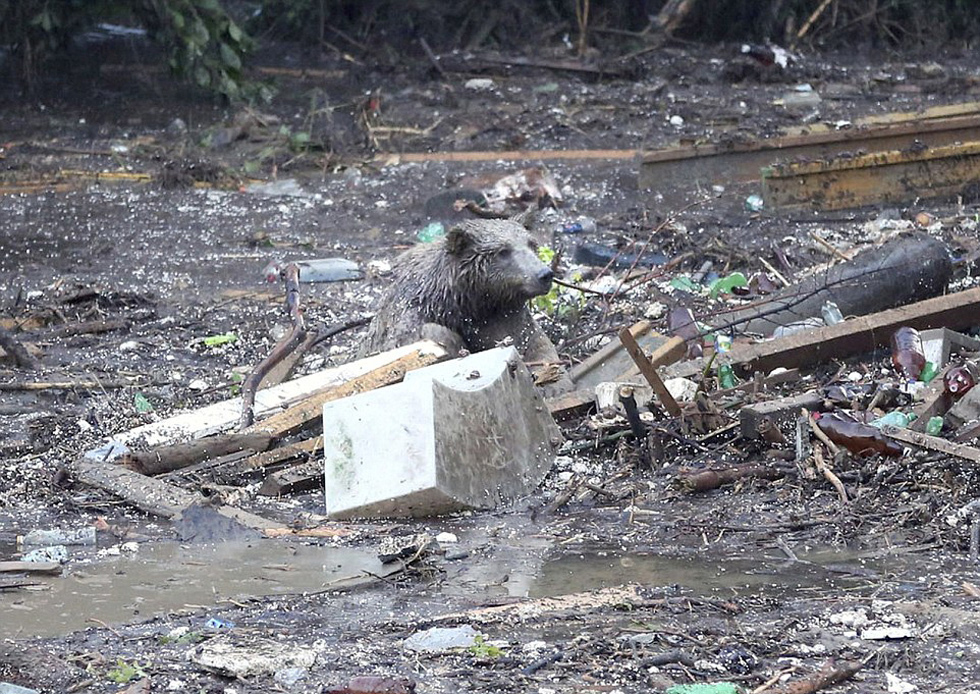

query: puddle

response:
[1,540,383,639]
[529,547,927,600]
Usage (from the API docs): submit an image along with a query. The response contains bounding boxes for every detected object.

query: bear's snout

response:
[536,266,554,289]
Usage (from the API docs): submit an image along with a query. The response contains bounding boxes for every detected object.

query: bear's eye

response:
[527,240,538,251]
[497,248,513,260]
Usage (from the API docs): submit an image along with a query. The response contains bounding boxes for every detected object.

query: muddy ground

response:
[2,29,980,694]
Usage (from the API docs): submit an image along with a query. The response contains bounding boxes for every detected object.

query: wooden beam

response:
[639,101,980,191]
[662,287,980,380]
[763,140,980,210]
[882,425,980,464]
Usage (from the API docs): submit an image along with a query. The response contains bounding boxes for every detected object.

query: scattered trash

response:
[263,258,363,283]
[464,78,495,91]
[891,326,926,381]
[744,193,764,212]
[201,332,238,348]
[559,217,597,234]
[243,179,310,198]
[326,676,416,694]
[814,412,905,457]
[573,240,667,269]
[416,222,446,243]
[0,683,40,694]
[189,636,317,678]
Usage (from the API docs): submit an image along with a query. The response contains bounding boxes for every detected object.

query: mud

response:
[2,27,980,694]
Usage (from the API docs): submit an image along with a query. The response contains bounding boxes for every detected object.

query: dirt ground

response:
[3,28,980,694]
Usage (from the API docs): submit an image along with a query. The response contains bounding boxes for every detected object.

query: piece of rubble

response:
[322,347,561,519]
[188,636,317,678]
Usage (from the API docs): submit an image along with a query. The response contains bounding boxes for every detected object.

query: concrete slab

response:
[322,347,562,519]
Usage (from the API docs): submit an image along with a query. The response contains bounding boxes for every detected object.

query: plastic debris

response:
[891,326,926,381]
[21,545,69,563]
[416,222,446,243]
[20,527,96,547]
[559,217,597,234]
[404,625,481,653]
[264,258,363,283]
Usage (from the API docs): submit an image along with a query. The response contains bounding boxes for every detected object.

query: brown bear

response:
[361,217,571,393]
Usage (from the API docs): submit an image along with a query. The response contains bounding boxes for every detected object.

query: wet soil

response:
[3,30,980,694]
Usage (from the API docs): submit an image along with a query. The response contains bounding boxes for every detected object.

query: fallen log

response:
[69,457,285,530]
[119,432,275,476]
[717,234,951,337]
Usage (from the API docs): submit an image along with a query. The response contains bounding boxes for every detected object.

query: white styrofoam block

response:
[322,347,561,518]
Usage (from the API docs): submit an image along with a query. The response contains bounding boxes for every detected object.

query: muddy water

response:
[1,540,383,639]
[1,533,939,640]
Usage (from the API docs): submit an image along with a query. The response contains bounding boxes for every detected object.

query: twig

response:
[418,36,449,80]
[768,657,863,694]
[806,409,840,457]
[809,231,851,261]
[796,0,835,42]
[240,263,306,430]
[812,444,849,503]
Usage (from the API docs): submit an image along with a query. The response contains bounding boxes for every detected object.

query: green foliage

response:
[105,658,148,684]
[139,0,266,101]
[466,635,505,658]
[0,0,265,100]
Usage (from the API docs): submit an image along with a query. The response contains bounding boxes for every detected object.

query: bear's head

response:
[445,220,554,307]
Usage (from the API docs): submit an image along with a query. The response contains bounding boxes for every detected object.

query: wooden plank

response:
[639,102,980,190]
[259,460,324,497]
[763,140,980,210]
[244,347,442,438]
[662,287,980,380]
[619,327,682,417]
[882,425,980,464]
[104,340,446,450]
[0,561,62,575]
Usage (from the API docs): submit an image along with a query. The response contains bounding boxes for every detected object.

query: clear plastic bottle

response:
[890,326,925,381]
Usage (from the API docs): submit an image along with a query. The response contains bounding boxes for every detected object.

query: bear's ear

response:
[509,207,537,229]
[445,225,474,255]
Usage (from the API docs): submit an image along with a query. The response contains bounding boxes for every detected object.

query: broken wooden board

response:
[100,340,446,451]
[639,101,980,191]
[881,425,980,464]
[0,561,62,575]
[662,287,980,380]
[70,457,285,531]
[762,140,980,211]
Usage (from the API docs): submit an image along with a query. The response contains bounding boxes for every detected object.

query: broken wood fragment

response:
[245,347,443,439]
[0,324,37,369]
[618,327,682,417]
[768,657,864,694]
[241,262,306,429]
[259,460,324,496]
[881,425,980,463]
[119,432,275,476]
[664,287,980,380]
[674,464,788,493]
[70,457,284,530]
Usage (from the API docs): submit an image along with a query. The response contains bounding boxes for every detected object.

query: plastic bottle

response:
[890,326,925,381]
[813,412,904,457]
[559,217,597,234]
[944,361,978,399]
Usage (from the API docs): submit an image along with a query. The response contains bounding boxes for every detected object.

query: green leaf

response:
[219,42,241,70]
[203,332,238,347]
[134,393,153,414]
[194,66,211,87]
[227,21,243,43]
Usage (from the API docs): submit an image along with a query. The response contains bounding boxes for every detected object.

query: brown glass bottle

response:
[814,412,904,457]
[890,326,925,381]
[944,361,978,399]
